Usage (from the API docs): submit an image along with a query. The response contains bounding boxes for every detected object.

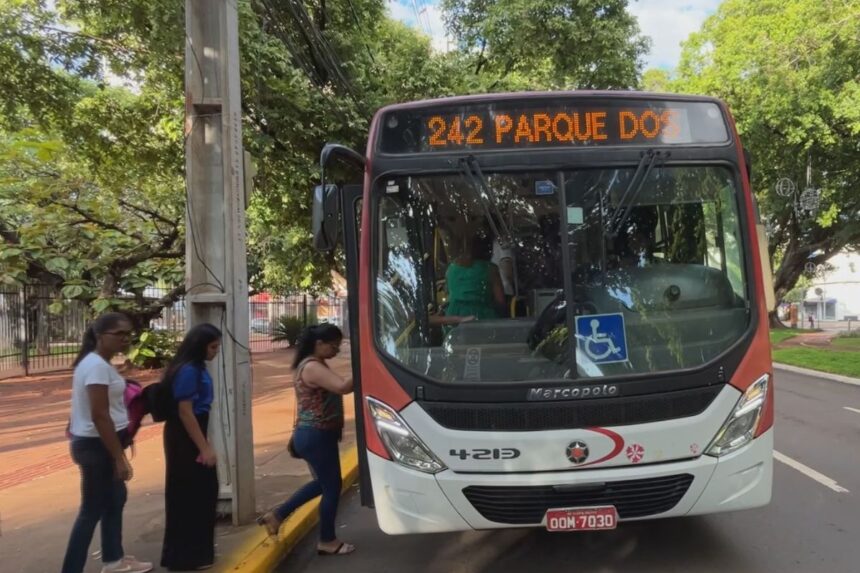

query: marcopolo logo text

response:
[528,385,619,401]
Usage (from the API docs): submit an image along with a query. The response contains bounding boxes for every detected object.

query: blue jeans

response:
[61,433,128,573]
[274,427,342,542]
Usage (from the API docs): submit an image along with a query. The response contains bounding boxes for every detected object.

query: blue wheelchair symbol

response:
[574,313,628,364]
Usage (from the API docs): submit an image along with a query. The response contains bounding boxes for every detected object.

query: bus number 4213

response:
[449,448,521,460]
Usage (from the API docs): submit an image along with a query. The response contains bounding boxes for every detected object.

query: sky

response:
[385,0,722,71]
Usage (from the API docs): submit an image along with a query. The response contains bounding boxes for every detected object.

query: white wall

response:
[804,251,860,320]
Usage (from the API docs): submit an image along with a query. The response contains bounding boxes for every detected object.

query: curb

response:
[222,446,360,572]
[774,362,860,387]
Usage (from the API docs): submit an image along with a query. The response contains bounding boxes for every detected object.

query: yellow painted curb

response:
[222,446,360,572]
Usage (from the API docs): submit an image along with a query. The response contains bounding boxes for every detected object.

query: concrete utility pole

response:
[185,0,255,524]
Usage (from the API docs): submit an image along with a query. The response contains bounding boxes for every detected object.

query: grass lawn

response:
[770,330,799,344]
[769,328,817,345]
[833,336,860,349]
[772,347,860,378]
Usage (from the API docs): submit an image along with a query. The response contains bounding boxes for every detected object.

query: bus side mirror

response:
[312,184,340,252]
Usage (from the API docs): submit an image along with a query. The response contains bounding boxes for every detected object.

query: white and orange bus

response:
[314,91,775,534]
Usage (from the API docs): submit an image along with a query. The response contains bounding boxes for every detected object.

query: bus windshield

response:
[374,164,749,383]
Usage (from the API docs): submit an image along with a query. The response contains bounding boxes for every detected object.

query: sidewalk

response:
[774,330,838,348]
[0,346,355,573]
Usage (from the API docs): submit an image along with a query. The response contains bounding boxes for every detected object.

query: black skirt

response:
[161,412,219,570]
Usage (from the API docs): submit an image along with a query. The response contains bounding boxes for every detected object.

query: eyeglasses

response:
[105,330,132,338]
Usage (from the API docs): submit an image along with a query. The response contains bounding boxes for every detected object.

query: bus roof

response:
[374,91,726,117]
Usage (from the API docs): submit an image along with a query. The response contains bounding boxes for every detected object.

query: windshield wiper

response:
[457,156,514,248]
[606,149,669,238]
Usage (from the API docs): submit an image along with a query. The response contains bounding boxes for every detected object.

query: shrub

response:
[273,316,306,346]
[128,329,179,368]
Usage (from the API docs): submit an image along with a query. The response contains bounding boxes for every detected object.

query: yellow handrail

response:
[395,320,416,347]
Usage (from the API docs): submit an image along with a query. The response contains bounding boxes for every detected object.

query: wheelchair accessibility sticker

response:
[575,313,628,364]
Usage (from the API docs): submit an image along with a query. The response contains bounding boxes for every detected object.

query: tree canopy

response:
[1,0,651,312]
[673,0,860,309]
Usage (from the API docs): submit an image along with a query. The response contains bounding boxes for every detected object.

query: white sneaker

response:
[100,555,154,573]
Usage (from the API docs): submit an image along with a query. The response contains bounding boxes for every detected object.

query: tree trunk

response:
[768,310,785,329]
[123,285,186,332]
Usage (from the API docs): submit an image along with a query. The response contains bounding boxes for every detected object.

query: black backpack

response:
[144,377,178,422]
[145,364,203,421]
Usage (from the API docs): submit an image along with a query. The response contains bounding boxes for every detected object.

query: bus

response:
[313,91,775,534]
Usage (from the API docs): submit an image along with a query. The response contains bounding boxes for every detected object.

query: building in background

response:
[803,250,860,322]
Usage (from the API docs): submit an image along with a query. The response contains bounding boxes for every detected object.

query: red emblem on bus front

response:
[566,441,589,464]
[626,444,645,464]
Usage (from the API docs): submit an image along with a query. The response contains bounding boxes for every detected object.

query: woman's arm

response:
[429,314,474,326]
[87,385,130,480]
[303,361,353,395]
[489,264,506,310]
[177,400,216,466]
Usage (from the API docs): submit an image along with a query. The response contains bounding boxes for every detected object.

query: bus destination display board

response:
[379,98,730,154]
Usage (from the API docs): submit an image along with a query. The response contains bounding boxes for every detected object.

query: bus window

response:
[374,166,748,382]
[373,173,566,381]
[561,165,748,376]
[376,195,421,357]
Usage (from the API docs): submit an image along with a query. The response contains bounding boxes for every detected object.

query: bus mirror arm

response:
[458,156,514,247]
[313,144,366,252]
[320,143,366,190]
[606,150,667,238]
[470,157,514,247]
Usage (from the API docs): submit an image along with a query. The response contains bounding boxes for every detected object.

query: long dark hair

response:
[293,323,343,369]
[161,323,223,384]
[73,312,130,366]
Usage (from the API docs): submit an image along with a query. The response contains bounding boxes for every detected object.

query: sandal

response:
[255,512,282,537]
[317,542,355,556]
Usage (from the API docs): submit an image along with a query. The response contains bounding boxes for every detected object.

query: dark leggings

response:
[161,413,218,570]
[273,427,342,542]
[61,433,128,573]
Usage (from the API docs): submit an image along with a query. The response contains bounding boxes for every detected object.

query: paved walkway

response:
[775,330,839,348]
[0,346,355,573]
[773,329,860,351]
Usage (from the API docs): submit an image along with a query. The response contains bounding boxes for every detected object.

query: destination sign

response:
[379,98,730,154]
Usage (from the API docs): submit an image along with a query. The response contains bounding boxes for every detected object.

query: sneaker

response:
[100,555,154,573]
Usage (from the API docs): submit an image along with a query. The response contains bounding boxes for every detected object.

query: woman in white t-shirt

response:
[61,312,153,573]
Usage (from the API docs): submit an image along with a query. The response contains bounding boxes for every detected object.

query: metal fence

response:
[0,285,347,379]
[0,285,90,377]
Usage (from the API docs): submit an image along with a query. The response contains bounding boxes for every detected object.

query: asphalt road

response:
[277,369,860,573]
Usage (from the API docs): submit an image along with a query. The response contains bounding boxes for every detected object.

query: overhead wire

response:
[345,0,377,64]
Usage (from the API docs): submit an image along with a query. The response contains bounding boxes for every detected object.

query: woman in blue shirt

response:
[160,323,222,571]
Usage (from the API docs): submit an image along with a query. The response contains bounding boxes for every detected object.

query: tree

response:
[674,0,860,322]
[640,68,671,92]
[442,0,650,90]
[0,1,186,325]
[2,0,655,300]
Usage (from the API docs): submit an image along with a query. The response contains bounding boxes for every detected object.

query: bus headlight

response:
[367,397,447,474]
[706,374,769,457]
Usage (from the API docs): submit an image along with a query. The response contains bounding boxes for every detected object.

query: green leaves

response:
[45,257,69,273]
[442,0,649,89]
[61,284,85,299]
[128,329,178,368]
[3,0,653,299]
[674,0,860,304]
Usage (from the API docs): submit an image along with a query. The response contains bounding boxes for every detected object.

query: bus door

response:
[340,184,375,507]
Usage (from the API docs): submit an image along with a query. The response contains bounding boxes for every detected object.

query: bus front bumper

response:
[368,429,772,534]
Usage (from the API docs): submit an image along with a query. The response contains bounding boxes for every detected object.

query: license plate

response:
[545,506,618,532]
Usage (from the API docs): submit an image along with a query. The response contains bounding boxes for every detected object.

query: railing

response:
[0,286,346,379]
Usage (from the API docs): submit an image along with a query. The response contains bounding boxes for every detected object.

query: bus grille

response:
[462,474,695,524]
[421,387,720,431]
